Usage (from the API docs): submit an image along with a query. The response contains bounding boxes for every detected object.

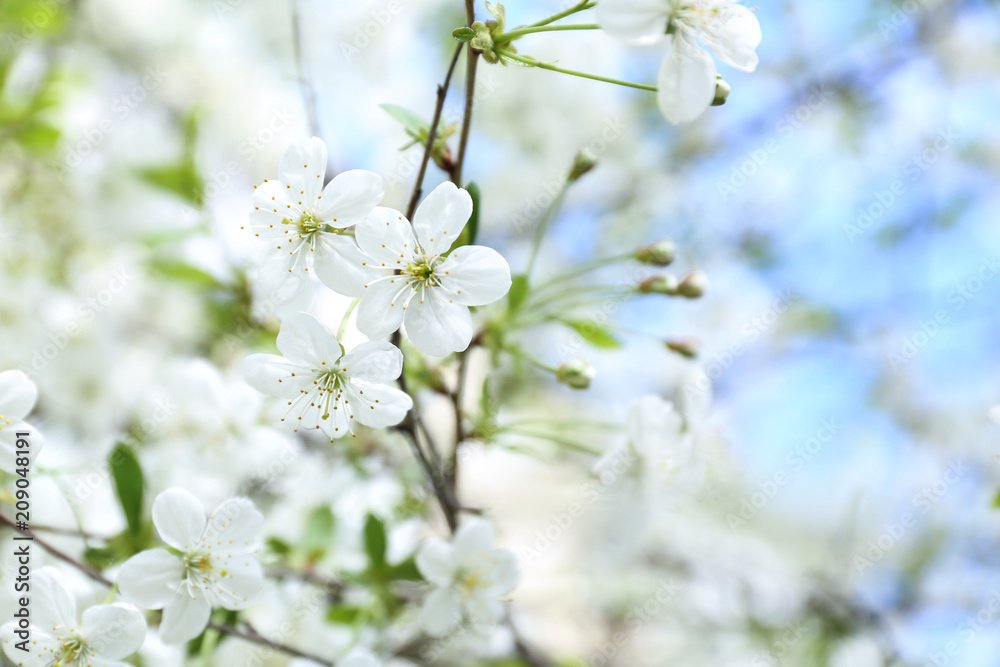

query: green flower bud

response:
[637,274,679,296]
[666,338,699,359]
[557,358,595,390]
[677,270,709,298]
[712,76,731,107]
[568,148,598,182]
[635,240,676,266]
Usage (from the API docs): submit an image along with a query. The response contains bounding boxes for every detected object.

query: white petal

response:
[315,394,354,440]
[203,497,264,549]
[243,354,312,399]
[313,234,380,297]
[690,4,761,72]
[279,137,327,209]
[152,489,207,551]
[0,369,37,420]
[0,419,42,472]
[402,290,473,357]
[118,549,185,609]
[356,277,408,340]
[415,539,456,586]
[250,180,298,229]
[80,605,147,660]
[656,30,717,125]
[596,0,670,44]
[345,381,412,429]
[465,594,505,627]
[438,245,512,306]
[486,549,520,596]
[0,622,59,667]
[204,553,263,610]
[159,587,211,645]
[340,340,403,383]
[315,169,384,225]
[276,313,342,366]
[452,518,495,562]
[355,207,418,268]
[627,395,683,458]
[412,181,472,256]
[255,247,309,304]
[30,568,77,630]
[420,587,463,637]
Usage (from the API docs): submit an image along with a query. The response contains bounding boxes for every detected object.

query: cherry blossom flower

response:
[0,369,43,472]
[117,489,264,645]
[415,518,520,636]
[354,182,511,356]
[245,137,383,302]
[1,568,146,667]
[243,313,412,440]
[597,0,761,123]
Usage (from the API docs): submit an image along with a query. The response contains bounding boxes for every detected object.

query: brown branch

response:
[0,513,333,665]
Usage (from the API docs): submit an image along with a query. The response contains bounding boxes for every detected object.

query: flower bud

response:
[635,240,676,266]
[637,274,679,296]
[677,270,709,298]
[568,148,598,182]
[452,27,475,42]
[712,77,731,107]
[557,358,595,390]
[666,338,699,359]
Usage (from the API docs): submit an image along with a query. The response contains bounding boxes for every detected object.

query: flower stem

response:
[496,49,658,93]
[337,297,360,340]
[530,0,596,28]
[494,23,599,43]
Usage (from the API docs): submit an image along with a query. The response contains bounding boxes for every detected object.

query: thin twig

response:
[405,43,464,219]
[0,513,334,665]
[291,0,321,138]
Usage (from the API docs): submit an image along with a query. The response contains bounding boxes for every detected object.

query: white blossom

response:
[597,0,761,123]
[0,369,43,472]
[118,489,264,644]
[0,568,146,667]
[415,518,519,636]
[354,182,512,356]
[243,313,413,440]
[246,137,383,302]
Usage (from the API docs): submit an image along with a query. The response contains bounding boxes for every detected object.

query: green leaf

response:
[452,27,476,42]
[363,513,387,570]
[150,260,222,289]
[109,444,145,535]
[302,506,336,559]
[992,488,1000,509]
[507,274,530,313]
[266,537,293,556]
[380,104,429,138]
[326,606,363,624]
[138,160,203,206]
[390,555,423,581]
[560,319,623,349]
[451,181,481,252]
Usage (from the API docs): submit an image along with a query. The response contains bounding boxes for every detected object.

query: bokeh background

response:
[2,0,1000,665]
